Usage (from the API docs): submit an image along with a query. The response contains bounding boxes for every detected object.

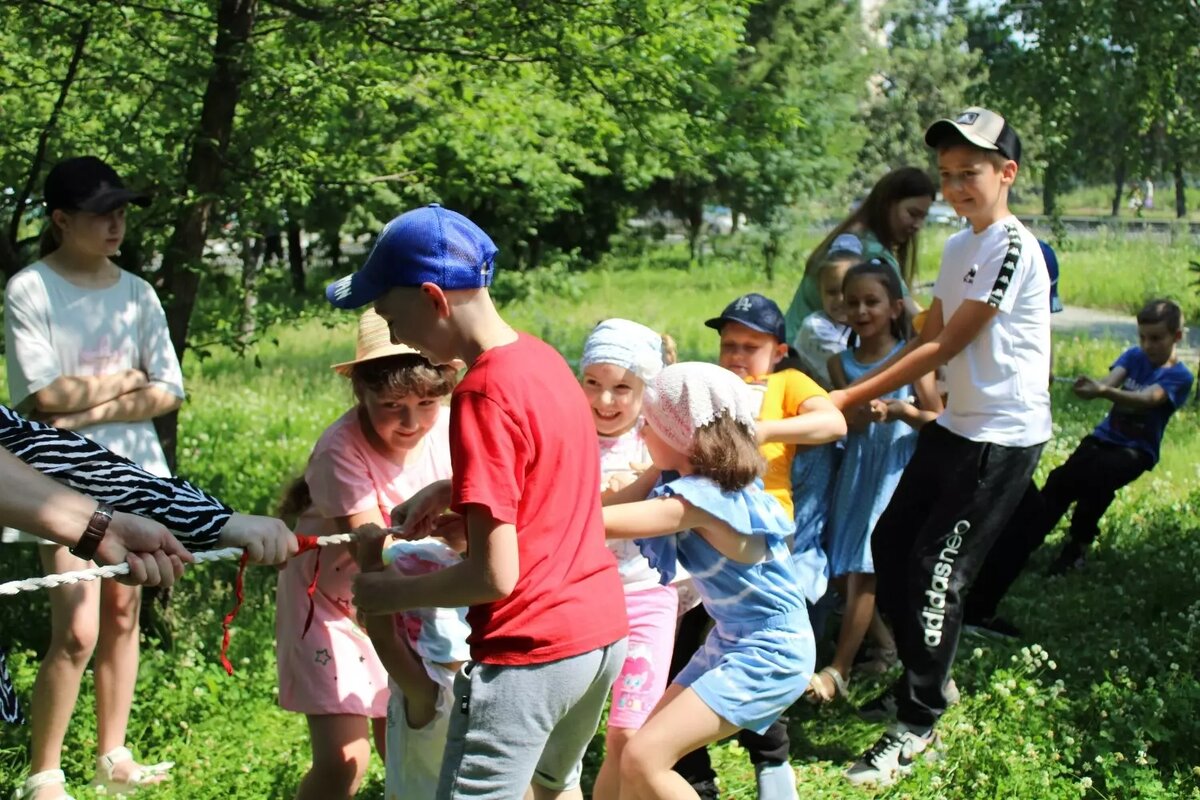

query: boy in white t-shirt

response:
[829,107,1051,787]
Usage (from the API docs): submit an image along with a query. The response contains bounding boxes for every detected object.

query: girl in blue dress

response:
[602,361,815,800]
[808,260,943,703]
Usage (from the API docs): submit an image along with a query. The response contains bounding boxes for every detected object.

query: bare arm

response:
[884,369,944,429]
[1075,367,1169,411]
[353,505,519,615]
[32,369,147,414]
[756,395,847,445]
[835,298,997,409]
[605,494,764,564]
[601,465,662,506]
[45,384,182,430]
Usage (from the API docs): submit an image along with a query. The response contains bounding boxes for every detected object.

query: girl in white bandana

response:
[578,319,682,799]
[602,362,814,800]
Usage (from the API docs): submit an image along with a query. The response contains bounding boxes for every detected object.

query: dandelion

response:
[1080,776,1093,789]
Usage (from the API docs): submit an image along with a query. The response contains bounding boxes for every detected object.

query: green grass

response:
[1010,183,1200,222]
[1,251,1199,799]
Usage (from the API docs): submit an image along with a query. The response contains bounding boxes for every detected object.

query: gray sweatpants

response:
[436,639,627,799]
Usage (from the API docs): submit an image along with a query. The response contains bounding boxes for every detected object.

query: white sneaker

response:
[844,724,938,787]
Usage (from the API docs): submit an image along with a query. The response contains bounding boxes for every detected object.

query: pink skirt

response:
[275,544,389,717]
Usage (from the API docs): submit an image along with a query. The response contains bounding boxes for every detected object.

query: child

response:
[602,362,815,800]
[352,530,472,799]
[328,203,628,800]
[578,319,681,799]
[275,309,457,799]
[830,107,1051,787]
[671,293,846,799]
[5,156,181,799]
[792,234,857,389]
[966,298,1193,628]
[808,261,942,703]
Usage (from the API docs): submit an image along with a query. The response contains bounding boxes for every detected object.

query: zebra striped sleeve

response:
[0,405,232,550]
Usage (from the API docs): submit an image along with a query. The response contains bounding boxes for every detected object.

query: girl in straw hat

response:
[275,310,459,800]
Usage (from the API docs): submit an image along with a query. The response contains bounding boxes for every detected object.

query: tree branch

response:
[6,18,91,253]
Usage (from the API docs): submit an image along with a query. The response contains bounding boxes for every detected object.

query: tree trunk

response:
[328,228,342,274]
[286,218,305,293]
[240,235,263,342]
[1174,159,1186,218]
[1042,160,1058,217]
[1111,157,1126,217]
[154,0,257,467]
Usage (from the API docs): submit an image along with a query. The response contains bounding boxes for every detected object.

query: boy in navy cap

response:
[670,292,845,799]
[329,204,628,800]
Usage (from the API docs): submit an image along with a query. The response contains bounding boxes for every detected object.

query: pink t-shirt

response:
[301,407,452,531]
[275,405,452,717]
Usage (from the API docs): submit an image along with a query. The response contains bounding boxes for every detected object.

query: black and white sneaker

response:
[844,724,938,786]
[964,614,1022,640]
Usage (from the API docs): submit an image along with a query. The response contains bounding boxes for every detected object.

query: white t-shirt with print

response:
[4,261,184,475]
[932,216,1051,447]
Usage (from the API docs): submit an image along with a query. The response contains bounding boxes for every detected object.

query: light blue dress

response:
[637,475,815,733]
[789,443,840,604]
[825,342,919,577]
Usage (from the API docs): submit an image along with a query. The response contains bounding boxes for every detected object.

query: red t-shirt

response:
[450,333,628,665]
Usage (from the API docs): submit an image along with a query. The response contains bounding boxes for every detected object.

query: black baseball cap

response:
[43,156,151,215]
[925,107,1022,165]
[705,293,786,342]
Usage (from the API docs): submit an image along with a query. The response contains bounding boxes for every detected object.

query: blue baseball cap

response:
[704,293,787,342]
[326,204,498,309]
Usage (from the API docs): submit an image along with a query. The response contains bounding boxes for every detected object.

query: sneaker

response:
[844,724,938,787]
[754,762,799,800]
[1048,541,1087,576]
[964,614,1022,640]
[691,779,720,800]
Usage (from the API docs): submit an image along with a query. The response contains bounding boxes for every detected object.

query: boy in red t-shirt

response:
[327,204,628,800]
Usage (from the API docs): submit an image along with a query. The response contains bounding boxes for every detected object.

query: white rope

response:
[0,533,356,596]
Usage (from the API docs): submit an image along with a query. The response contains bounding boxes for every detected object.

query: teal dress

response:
[824,342,918,577]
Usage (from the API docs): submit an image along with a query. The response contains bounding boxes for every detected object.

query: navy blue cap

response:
[326,204,499,309]
[704,293,786,342]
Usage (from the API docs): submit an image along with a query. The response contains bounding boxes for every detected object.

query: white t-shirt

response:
[794,311,849,389]
[932,217,1051,447]
[4,261,184,476]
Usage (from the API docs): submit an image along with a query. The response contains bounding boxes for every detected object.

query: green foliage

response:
[2,248,1200,797]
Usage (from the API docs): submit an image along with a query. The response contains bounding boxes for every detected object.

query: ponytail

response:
[659,332,678,366]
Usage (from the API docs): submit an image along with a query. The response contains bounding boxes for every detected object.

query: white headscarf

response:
[643,362,758,455]
[580,318,666,384]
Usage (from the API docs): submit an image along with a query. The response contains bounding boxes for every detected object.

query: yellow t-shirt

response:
[743,369,827,519]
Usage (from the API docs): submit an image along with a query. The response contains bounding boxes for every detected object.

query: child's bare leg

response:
[295,714,372,800]
[525,785,583,799]
[593,725,635,799]
[829,572,878,685]
[620,685,739,800]
[867,607,896,653]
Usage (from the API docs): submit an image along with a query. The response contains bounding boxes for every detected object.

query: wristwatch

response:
[70,502,115,561]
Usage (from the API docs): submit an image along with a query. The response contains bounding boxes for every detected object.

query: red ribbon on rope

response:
[218,534,325,676]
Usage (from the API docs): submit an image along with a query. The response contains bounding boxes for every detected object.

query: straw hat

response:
[331,309,419,376]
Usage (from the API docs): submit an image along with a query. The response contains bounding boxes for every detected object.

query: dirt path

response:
[1054,305,1199,364]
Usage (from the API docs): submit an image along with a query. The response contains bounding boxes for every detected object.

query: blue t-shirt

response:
[1092,347,1194,464]
[1038,240,1063,313]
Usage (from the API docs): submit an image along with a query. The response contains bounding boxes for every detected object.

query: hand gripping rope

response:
[0,533,357,675]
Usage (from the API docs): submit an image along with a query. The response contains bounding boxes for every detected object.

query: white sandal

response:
[805,665,849,704]
[11,769,74,800]
[90,748,173,795]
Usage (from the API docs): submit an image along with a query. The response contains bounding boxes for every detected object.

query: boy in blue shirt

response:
[973,299,1192,601]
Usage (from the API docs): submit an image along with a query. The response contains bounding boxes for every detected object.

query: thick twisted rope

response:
[0,533,355,596]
